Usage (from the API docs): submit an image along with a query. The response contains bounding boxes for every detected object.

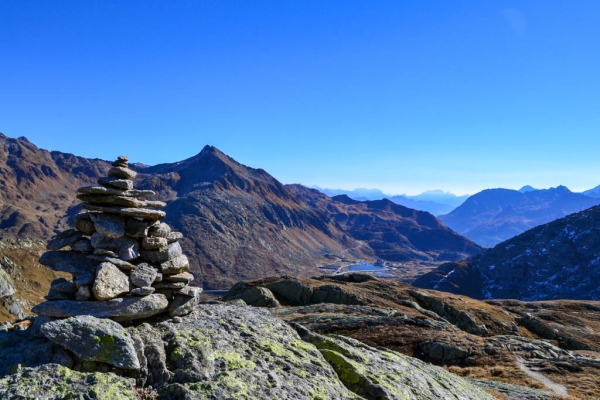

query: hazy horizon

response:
[2,1,599,196]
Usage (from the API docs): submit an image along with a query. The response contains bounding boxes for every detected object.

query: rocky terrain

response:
[289,185,482,262]
[223,274,600,399]
[415,205,600,301]
[440,186,600,247]
[0,301,501,399]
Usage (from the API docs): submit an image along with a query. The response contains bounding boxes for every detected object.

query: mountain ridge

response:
[288,185,482,263]
[415,204,600,300]
[440,185,600,247]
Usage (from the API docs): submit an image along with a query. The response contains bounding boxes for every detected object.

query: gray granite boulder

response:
[159,254,189,274]
[98,177,134,190]
[92,262,130,301]
[131,287,155,296]
[46,229,82,251]
[148,222,171,237]
[71,238,93,253]
[131,263,158,288]
[74,213,97,235]
[32,294,169,321]
[92,213,125,238]
[0,268,16,298]
[74,273,94,287]
[49,278,77,294]
[141,242,182,264]
[83,204,166,220]
[163,271,194,283]
[223,285,280,308]
[141,237,167,250]
[125,219,149,237]
[90,234,140,261]
[39,250,97,274]
[88,255,136,270]
[41,315,140,369]
[108,166,137,180]
[168,286,202,316]
[166,231,183,243]
[75,285,92,301]
[79,185,155,197]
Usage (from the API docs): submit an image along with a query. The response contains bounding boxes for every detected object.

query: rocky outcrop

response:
[0,303,495,400]
[40,315,140,369]
[223,277,365,307]
[294,324,493,399]
[0,364,141,400]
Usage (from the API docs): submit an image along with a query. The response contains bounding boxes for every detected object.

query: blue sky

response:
[1,1,599,195]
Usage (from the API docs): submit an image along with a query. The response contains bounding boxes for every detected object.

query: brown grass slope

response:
[0,134,110,238]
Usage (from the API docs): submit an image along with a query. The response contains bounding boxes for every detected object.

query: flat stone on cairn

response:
[32,156,201,322]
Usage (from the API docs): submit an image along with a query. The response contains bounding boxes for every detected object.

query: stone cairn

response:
[32,156,202,321]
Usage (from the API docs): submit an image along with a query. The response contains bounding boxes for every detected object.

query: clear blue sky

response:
[1,1,599,195]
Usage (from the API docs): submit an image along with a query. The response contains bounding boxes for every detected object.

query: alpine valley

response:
[2,133,600,399]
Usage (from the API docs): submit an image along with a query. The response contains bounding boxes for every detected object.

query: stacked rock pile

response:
[32,156,202,321]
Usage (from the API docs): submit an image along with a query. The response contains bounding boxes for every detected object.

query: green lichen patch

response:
[0,364,139,400]
[300,331,496,400]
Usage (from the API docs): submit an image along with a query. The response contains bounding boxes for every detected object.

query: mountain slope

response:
[583,184,600,198]
[0,135,367,289]
[133,147,367,289]
[414,205,600,300]
[288,185,482,262]
[0,133,110,238]
[440,186,600,247]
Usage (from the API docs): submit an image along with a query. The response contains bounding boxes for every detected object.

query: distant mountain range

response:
[414,205,600,301]
[313,187,469,216]
[439,186,600,247]
[583,184,600,198]
[289,185,482,262]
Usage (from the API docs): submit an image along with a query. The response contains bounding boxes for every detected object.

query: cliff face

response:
[0,304,495,400]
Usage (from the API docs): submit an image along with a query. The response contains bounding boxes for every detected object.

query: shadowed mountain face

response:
[0,135,366,289]
[414,205,600,301]
[440,186,600,247]
[288,185,482,262]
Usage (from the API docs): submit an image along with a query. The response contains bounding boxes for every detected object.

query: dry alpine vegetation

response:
[224,274,600,399]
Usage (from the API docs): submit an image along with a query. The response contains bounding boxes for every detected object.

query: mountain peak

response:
[518,185,537,193]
